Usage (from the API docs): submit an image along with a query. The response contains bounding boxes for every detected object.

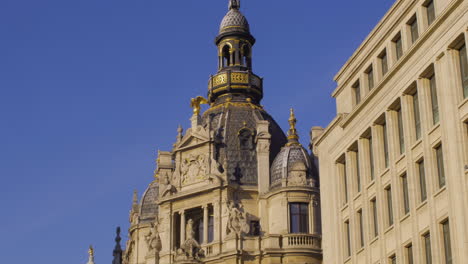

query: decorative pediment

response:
[174,126,210,151]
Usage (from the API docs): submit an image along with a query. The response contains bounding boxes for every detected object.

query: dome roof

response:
[219,8,250,34]
[270,144,313,188]
[139,180,159,222]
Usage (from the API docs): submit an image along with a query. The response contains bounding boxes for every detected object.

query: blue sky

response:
[0,0,394,263]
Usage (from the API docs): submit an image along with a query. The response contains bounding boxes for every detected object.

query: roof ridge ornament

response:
[87,245,95,264]
[287,108,300,146]
[229,0,240,10]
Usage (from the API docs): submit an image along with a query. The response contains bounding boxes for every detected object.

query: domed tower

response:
[119,1,322,264]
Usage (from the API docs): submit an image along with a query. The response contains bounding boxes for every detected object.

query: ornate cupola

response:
[208,0,263,106]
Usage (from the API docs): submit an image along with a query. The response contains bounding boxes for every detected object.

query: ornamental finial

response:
[112,227,123,264]
[287,108,300,146]
[87,245,95,264]
[229,0,240,10]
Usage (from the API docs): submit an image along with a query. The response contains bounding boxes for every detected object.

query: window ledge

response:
[395,153,406,164]
[341,203,349,212]
[458,97,468,110]
[370,236,379,245]
[353,192,362,202]
[380,167,390,177]
[400,213,410,223]
[416,200,428,211]
[356,247,365,255]
[366,180,376,190]
[384,225,394,235]
[411,139,423,151]
[434,186,447,198]
[344,256,351,263]
[428,122,440,135]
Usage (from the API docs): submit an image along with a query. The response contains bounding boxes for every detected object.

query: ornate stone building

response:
[113,1,322,264]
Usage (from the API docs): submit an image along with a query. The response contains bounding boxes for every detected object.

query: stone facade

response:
[315,0,468,263]
[118,1,322,264]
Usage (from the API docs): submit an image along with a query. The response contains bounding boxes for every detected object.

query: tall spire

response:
[112,227,123,264]
[287,108,300,146]
[229,0,240,10]
[87,245,95,264]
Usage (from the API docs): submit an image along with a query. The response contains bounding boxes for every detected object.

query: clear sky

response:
[0,0,395,263]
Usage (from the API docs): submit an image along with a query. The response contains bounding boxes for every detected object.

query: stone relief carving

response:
[181,154,207,184]
[287,162,308,187]
[160,171,177,197]
[225,201,250,238]
[145,221,162,256]
[175,219,205,261]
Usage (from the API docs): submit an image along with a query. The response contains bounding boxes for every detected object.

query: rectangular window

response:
[429,74,439,124]
[418,159,428,202]
[355,149,361,193]
[339,159,348,204]
[458,44,468,98]
[357,209,364,248]
[394,34,403,60]
[406,243,414,264]
[435,144,446,188]
[397,107,405,154]
[380,50,388,76]
[413,92,421,140]
[345,220,351,257]
[442,220,453,264]
[401,173,410,215]
[409,16,419,44]
[208,207,214,242]
[289,203,309,233]
[423,232,432,264]
[389,255,396,264]
[426,0,436,26]
[371,198,379,237]
[383,122,389,168]
[369,136,375,180]
[385,186,394,226]
[367,66,374,90]
[353,81,361,105]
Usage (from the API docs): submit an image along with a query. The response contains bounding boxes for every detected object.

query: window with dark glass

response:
[380,50,388,76]
[458,44,468,98]
[397,107,405,154]
[418,159,428,202]
[371,198,378,237]
[289,203,309,233]
[389,255,396,264]
[435,144,445,188]
[429,74,439,124]
[369,136,375,180]
[442,219,453,264]
[367,66,374,90]
[353,81,361,105]
[208,208,214,242]
[345,220,351,257]
[406,243,414,264]
[409,16,419,44]
[401,173,410,215]
[249,220,260,236]
[423,232,432,264]
[413,91,421,140]
[385,186,394,226]
[383,122,389,168]
[394,34,403,60]
[338,157,348,204]
[357,210,364,248]
[425,0,435,26]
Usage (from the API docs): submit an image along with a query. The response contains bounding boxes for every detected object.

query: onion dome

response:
[139,180,159,223]
[270,109,313,188]
[219,0,250,34]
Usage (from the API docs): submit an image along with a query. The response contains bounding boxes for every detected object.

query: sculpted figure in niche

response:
[176,219,205,260]
[145,221,162,256]
[226,201,250,238]
[160,171,177,197]
[287,162,308,186]
[180,154,207,184]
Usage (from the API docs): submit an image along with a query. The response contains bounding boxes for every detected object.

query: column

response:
[203,205,209,244]
[180,210,186,243]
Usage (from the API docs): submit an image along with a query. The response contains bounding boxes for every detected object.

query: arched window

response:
[242,45,251,67]
[222,45,231,67]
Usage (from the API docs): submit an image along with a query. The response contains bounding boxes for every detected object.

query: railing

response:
[282,234,321,249]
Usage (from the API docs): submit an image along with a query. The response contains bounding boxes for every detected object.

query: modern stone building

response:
[314,0,468,263]
[111,1,323,264]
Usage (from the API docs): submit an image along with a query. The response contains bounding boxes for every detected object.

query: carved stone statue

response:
[225,201,250,238]
[160,171,177,197]
[145,221,162,256]
[176,219,205,261]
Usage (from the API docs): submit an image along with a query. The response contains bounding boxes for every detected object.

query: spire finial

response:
[87,245,95,264]
[132,190,138,205]
[229,0,240,10]
[112,227,123,264]
[287,108,300,146]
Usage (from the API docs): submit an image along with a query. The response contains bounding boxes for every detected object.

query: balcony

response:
[282,234,321,249]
